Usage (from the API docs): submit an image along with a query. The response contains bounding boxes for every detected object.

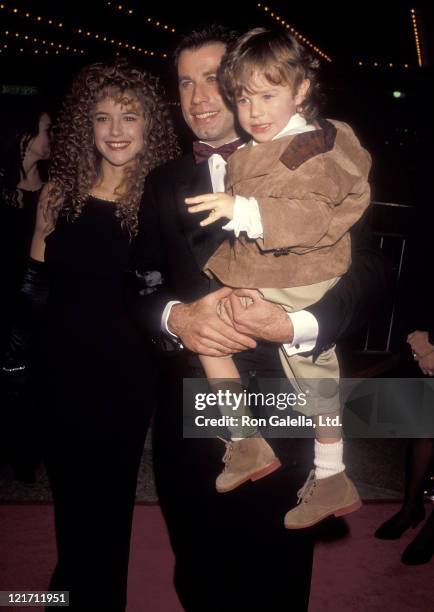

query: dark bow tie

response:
[192,139,241,164]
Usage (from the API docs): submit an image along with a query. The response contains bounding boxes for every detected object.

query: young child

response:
[186,28,371,529]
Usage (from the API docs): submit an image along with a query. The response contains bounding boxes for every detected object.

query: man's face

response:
[178,42,238,146]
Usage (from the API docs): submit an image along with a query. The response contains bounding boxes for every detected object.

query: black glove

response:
[2,258,49,375]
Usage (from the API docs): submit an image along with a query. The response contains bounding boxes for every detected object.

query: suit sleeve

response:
[306,206,392,350]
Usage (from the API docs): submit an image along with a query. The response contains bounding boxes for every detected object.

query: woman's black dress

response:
[42,196,154,612]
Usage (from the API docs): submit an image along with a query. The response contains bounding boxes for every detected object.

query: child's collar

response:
[251,113,315,146]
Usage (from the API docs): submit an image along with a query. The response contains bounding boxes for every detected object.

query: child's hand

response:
[185,192,235,226]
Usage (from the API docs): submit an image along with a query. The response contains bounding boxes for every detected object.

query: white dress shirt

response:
[162,120,319,354]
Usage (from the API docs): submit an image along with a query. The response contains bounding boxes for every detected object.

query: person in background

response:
[375,209,434,566]
[0,100,52,349]
[0,100,52,482]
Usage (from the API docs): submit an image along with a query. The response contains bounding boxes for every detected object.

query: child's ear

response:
[296,79,310,104]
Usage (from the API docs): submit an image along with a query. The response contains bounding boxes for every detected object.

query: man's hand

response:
[222,289,294,344]
[185,192,235,227]
[407,330,434,358]
[167,287,257,356]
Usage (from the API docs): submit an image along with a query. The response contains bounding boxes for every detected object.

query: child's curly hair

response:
[219,28,322,123]
[48,58,180,236]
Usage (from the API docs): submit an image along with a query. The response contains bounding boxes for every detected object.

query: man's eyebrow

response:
[178,70,217,83]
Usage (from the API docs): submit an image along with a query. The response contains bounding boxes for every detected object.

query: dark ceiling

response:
[1,1,432,71]
[0,1,432,204]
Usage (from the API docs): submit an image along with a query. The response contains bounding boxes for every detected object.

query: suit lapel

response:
[174,157,228,272]
[174,158,212,225]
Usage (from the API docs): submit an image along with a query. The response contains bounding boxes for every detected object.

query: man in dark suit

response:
[132,25,390,612]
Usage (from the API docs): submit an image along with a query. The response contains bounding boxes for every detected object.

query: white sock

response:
[314,439,345,479]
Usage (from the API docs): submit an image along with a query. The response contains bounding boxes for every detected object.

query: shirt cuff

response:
[282,310,319,356]
[162,300,182,341]
[222,195,263,238]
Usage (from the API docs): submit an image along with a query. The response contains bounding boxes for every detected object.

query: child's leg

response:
[199,353,281,492]
[199,354,256,439]
[258,285,347,478]
[313,410,345,480]
[199,353,241,380]
[279,348,361,528]
[255,285,360,525]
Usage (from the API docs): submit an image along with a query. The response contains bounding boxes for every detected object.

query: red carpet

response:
[0,503,432,611]
[310,502,433,612]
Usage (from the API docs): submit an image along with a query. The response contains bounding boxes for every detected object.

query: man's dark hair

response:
[174,24,238,66]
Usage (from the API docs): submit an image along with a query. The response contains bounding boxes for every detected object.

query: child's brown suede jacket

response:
[204,118,371,288]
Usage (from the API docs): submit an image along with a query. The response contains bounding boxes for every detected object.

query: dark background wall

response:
[1,0,433,206]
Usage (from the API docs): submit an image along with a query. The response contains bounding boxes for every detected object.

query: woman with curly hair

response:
[29,58,179,611]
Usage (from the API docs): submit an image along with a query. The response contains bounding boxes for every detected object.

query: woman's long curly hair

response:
[48,58,179,236]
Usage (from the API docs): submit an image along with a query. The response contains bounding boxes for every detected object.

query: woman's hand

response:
[418,351,434,376]
[185,192,235,227]
[407,330,434,358]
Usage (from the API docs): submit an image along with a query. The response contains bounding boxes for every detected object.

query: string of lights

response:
[0,31,86,55]
[410,8,423,68]
[0,3,64,28]
[0,2,168,59]
[105,2,176,33]
[256,2,332,63]
[73,27,167,58]
[0,46,81,56]
[356,60,412,69]
[1,29,86,54]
